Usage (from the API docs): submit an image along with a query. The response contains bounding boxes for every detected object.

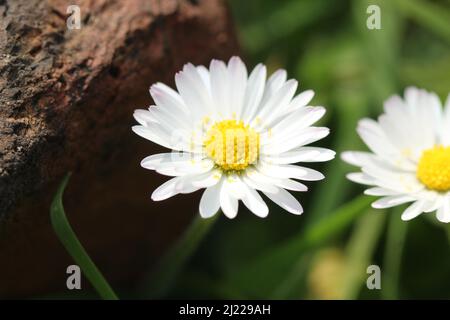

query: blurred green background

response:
[161,0,450,300]
[50,0,450,300]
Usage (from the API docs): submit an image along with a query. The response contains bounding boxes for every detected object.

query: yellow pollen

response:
[204,120,260,171]
[417,145,450,192]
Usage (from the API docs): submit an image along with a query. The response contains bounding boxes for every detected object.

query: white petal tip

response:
[229,56,243,63]
[340,151,352,162]
[291,208,304,215]
[253,207,269,218]
[371,202,383,210]
[199,211,218,219]
[151,194,162,201]
[131,125,144,136]
[436,213,450,223]
[254,212,269,218]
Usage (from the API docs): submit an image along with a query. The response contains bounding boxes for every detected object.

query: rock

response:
[0,0,239,297]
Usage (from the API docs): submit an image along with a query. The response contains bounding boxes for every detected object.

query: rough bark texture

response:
[0,0,239,297]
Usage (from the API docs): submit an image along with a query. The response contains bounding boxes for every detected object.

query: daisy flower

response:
[342,87,450,223]
[132,57,335,218]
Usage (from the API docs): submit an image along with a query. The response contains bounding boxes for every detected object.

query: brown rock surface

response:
[0,0,239,297]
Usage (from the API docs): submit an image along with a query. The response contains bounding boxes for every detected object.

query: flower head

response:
[133,57,334,218]
[342,87,450,222]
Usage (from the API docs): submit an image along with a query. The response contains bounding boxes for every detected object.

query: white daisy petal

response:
[199,178,222,218]
[151,177,181,201]
[260,69,287,105]
[210,59,231,119]
[262,127,330,155]
[258,162,324,181]
[220,181,239,219]
[242,64,266,123]
[175,66,211,119]
[442,93,450,145]
[275,179,308,192]
[257,162,302,179]
[436,195,450,223]
[290,90,315,110]
[341,151,373,167]
[228,56,248,118]
[141,152,195,170]
[176,159,214,174]
[225,174,247,200]
[255,79,298,123]
[150,83,188,115]
[196,65,211,94]
[270,106,326,136]
[243,169,279,193]
[241,182,269,218]
[132,125,179,151]
[347,172,376,185]
[264,188,303,215]
[422,194,443,213]
[133,109,155,126]
[145,105,191,132]
[266,90,316,125]
[190,170,222,188]
[356,119,399,159]
[266,147,335,164]
[371,195,416,209]
[175,176,203,194]
[364,187,400,196]
[401,200,427,221]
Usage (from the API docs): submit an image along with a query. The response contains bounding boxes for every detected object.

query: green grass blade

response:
[382,209,408,299]
[50,173,119,300]
[394,0,450,44]
[140,214,219,299]
[341,212,386,299]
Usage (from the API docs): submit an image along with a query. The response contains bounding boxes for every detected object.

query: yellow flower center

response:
[417,145,450,192]
[204,120,260,171]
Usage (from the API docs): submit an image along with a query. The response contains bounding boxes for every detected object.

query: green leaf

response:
[140,214,219,298]
[227,195,373,298]
[50,173,119,300]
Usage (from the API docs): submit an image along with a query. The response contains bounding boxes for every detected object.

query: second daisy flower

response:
[343,87,450,223]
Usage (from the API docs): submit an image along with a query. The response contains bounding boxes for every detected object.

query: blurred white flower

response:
[133,57,334,218]
[342,87,450,223]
